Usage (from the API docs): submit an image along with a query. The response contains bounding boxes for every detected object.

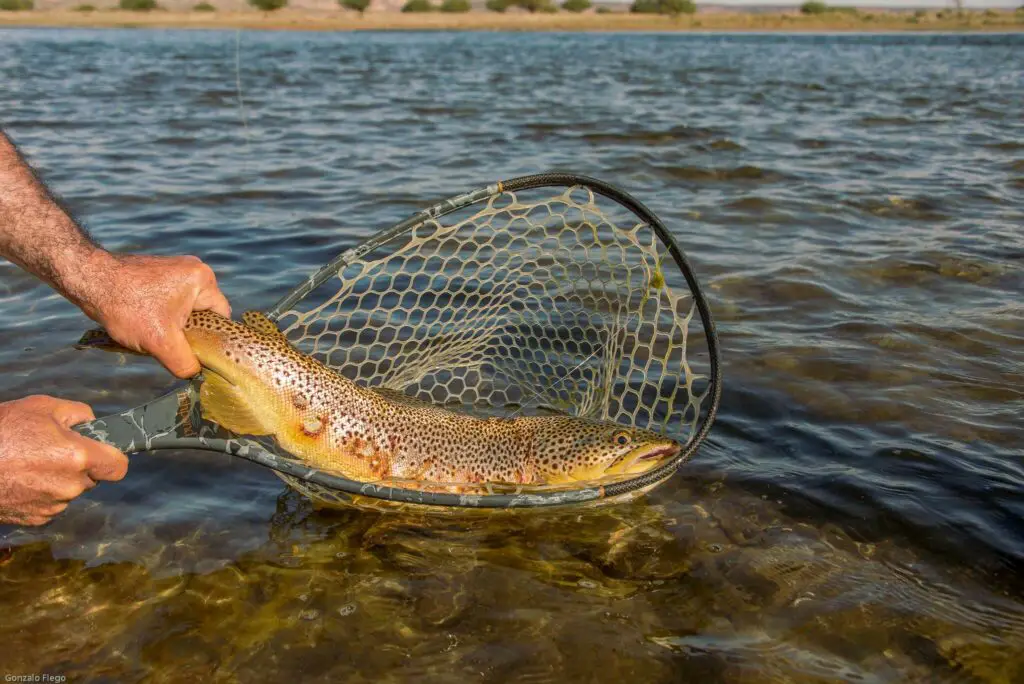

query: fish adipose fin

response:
[200,371,273,436]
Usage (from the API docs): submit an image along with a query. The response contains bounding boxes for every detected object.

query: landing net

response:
[262,173,721,510]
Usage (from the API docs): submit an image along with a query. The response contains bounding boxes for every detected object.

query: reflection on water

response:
[4,486,1024,682]
[1,29,1023,682]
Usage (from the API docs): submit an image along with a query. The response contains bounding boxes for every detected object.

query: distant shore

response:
[0,9,1021,33]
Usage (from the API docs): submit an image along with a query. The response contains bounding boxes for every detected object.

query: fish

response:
[77,310,681,487]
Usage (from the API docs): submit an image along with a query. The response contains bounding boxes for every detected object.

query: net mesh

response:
[271,184,711,506]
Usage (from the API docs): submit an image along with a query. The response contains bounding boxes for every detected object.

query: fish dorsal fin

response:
[242,311,290,341]
[200,370,273,436]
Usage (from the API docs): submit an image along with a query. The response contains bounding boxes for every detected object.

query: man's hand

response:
[72,252,232,378]
[0,396,128,526]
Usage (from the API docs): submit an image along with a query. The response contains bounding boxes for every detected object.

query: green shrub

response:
[248,0,287,10]
[630,0,659,12]
[913,9,926,17]
[193,1,215,9]
[0,0,34,9]
[595,5,611,12]
[660,0,695,14]
[562,0,590,10]
[485,0,508,10]
[515,0,556,11]
[983,8,998,17]
[74,2,96,8]
[119,0,158,9]
[800,0,827,14]
[629,0,692,13]
[340,0,371,12]
[402,0,432,10]
[439,0,470,10]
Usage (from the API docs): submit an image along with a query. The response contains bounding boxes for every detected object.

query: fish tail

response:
[75,329,149,357]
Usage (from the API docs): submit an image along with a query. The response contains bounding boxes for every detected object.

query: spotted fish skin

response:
[103,311,682,486]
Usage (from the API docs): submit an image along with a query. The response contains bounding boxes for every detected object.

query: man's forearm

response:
[0,130,232,382]
[0,130,113,307]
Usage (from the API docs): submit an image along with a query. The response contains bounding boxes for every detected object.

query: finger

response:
[150,327,202,379]
[49,470,99,501]
[6,505,57,527]
[19,514,52,527]
[49,399,96,428]
[39,501,69,517]
[19,395,94,424]
[80,441,129,483]
[194,285,232,320]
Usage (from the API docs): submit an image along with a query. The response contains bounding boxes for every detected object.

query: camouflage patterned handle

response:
[72,387,197,454]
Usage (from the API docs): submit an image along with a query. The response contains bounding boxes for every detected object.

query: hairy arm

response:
[0,130,231,377]
[0,130,106,306]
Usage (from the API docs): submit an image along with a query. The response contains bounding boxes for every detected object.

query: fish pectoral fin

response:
[75,329,149,357]
[242,311,292,343]
[199,371,273,436]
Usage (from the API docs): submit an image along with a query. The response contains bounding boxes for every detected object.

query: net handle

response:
[263,172,723,497]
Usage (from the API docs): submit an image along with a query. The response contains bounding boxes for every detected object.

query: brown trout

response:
[79,311,681,486]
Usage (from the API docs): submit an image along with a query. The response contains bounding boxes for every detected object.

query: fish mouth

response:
[604,441,682,476]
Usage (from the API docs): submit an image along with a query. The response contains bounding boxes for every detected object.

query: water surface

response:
[1,29,1023,682]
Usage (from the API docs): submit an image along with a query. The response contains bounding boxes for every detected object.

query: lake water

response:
[1,28,1022,682]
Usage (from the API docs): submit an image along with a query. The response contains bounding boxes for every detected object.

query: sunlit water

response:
[1,29,1022,682]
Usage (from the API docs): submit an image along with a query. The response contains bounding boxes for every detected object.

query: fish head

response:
[182,311,301,437]
[183,311,292,385]
[531,417,682,484]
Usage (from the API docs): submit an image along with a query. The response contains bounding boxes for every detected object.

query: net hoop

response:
[261,172,722,509]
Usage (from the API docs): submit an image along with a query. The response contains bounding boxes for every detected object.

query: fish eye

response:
[612,431,631,446]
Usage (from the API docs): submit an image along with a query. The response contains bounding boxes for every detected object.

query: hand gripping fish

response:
[79,311,681,486]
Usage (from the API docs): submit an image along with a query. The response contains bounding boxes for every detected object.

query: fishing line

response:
[234,29,251,157]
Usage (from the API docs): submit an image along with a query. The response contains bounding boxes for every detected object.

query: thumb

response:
[194,287,232,321]
[19,396,96,427]
[151,327,202,379]
[73,433,129,482]
[50,399,96,428]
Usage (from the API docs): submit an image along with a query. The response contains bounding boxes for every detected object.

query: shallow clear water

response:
[1,29,1023,682]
